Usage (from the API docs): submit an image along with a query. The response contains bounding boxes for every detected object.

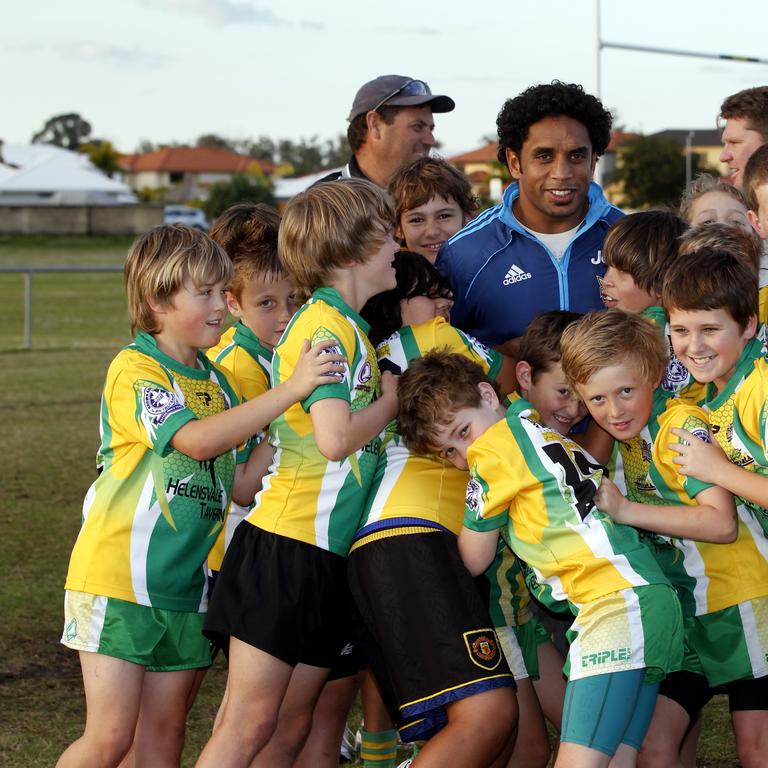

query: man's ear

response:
[590,152,598,178]
[515,360,532,395]
[505,148,522,180]
[366,110,383,141]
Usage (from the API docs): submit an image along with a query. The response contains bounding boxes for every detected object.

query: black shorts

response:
[659,670,768,719]
[204,523,357,669]
[348,526,515,741]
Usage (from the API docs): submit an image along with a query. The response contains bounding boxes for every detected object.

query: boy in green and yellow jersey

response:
[562,307,768,767]
[59,226,342,768]
[659,245,768,767]
[397,351,682,768]
[197,180,400,768]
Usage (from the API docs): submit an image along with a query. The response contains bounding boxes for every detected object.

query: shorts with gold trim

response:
[62,590,210,672]
[496,614,550,680]
[680,596,768,686]
[566,584,683,684]
[348,520,515,742]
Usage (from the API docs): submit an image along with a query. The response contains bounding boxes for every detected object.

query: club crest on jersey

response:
[463,629,502,670]
[662,358,689,391]
[319,343,345,377]
[466,475,482,515]
[358,361,372,384]
[141,386,183,425]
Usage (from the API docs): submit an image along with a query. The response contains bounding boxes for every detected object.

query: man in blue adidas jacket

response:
[437,81,623,347]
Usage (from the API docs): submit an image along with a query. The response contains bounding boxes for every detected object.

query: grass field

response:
[0,236,741,766]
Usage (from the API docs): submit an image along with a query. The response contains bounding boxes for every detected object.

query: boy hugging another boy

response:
[397,351,682,768]
[561,308,768,767]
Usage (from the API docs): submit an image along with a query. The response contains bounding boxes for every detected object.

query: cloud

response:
[374,25,440,36]
[137,0,323,28]
[56,42,169,67]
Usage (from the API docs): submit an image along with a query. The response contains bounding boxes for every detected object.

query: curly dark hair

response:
[496,81,613,166]
[360,251,452,346]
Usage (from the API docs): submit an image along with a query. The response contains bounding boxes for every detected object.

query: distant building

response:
[647,129,724,174]
[447,141,507,201]
[0,144,136,206]
[120,146,273,202]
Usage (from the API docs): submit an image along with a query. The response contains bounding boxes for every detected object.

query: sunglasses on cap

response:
[370,79,431,113]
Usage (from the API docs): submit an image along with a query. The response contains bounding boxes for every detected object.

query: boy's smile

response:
[154,276,228,366]
[668,308,756,393]
[599,267,657,313]
[517,362,586,435]
[577,360,656,441]
[399,195,466,263]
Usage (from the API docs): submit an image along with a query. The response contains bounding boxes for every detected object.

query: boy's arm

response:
[594,477,737,543]
[458,527,501,576]
[670,426,768,509]
[310,371,398,462]
[172,340,344,461]
[232,439,274,507]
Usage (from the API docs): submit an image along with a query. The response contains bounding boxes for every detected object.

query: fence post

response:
[24,271,32,350]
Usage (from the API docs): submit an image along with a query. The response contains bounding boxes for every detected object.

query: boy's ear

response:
[744,313,759,340]
[477,381,500,409]
[146,294,167,314]
[515,360,532,394]
[395,221,405,242]
[748,209,767,240]
[225,291,242,318]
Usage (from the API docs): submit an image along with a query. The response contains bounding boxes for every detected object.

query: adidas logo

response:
[503,264,532,285]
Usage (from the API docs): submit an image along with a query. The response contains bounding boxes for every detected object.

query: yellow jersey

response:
[65,332,244,611]
[245,287,382,555]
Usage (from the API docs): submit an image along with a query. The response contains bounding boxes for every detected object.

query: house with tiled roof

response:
[120,146,273,202]
[447,141,508,202]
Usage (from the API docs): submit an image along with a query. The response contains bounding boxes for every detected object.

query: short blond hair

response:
[560,309,667,390]
[125,225,232,336]
[679,173,748,224]
[279,179,396,293]
[678,222,762,276]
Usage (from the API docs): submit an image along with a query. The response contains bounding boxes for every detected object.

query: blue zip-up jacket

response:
[436,182,624,345]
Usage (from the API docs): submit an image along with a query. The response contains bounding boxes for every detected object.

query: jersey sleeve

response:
[464,440,515,532]
[106,353,197,458]
[661,402,713,499]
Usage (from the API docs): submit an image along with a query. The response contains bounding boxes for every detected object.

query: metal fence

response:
[0,265,123,349]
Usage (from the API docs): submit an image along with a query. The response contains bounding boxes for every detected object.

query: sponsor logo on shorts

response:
[65,618,77,641]
[463,629,502,671]
[340,643,354,656]
[581,647,631,669]
[142,386,184,426]
[503,264,532,285]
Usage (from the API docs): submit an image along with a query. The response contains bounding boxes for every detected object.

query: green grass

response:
[0,236,741,766]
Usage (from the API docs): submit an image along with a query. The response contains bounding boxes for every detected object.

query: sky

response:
[4,0,768,159]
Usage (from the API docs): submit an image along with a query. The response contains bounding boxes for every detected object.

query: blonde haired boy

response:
[196,180,400,768]
[58,226,342,768]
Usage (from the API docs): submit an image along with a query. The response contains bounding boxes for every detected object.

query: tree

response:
[32,112,92,151]
[196,133,235,151]
[609,136,718,208]
[80,140,122,177]
[203,172,275,220]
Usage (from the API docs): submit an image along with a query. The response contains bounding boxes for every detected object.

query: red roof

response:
[606,131,639,152]
[120,146,273,174]
[448,141,500,165]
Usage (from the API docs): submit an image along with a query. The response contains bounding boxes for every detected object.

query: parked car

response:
[163,205,209,231]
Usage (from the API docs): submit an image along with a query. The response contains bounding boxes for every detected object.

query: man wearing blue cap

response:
[318,74,455,189]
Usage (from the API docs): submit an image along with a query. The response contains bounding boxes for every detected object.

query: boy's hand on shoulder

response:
[380,370,399,417]
[594,477,630,522]
[669,427,728,484]
[288,339,346,399]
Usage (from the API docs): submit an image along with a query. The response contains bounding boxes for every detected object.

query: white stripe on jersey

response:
[314,456,350,550]
[130,472,163,606]
[362,446,409,526]
[624,587,646,669]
